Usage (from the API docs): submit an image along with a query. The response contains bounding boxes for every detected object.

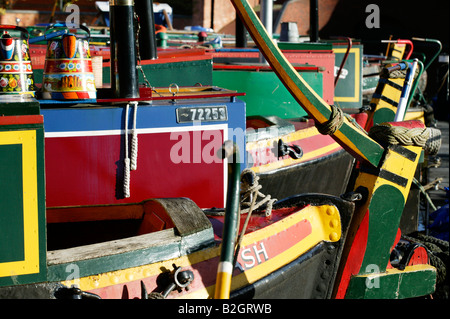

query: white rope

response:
[123,103,131,198]
[240,168,277,217]
[130,101,138,171]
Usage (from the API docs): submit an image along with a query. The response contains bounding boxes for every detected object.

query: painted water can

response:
[0,25,35,96]
[42,24,96,100]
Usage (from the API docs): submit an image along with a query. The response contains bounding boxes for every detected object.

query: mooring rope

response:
[315,103,442,155]
[123,102,139,198]
[240,168,277,217]
[315,104,367,137]
[369,124,429,146]
[368,124,441,155]
[232,169,277,267]
[315,105,345,135]
[424,126,442,156]
[130,101,139,171]
[124,103,131,198]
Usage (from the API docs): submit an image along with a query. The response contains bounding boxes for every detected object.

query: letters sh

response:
[239,242,269,269]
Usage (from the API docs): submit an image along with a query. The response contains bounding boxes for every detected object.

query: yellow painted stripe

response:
[352,144,422,219]
[61,204,341,297]
[246,126,320,152]
[404,111,425,123]
[379,145,421,198]
[354,264,435,278]
[214,271,233,299]
[182,205,341,299]
[0,130,40,278]
[250,142,341,173]
[60,246,221,291]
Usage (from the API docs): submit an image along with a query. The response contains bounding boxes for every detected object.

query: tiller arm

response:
[230,0,385,168]
[229,0,439,299]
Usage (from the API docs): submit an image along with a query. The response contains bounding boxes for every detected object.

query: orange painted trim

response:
[0,115,43,126]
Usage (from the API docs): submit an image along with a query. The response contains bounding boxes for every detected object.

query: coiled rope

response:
[402,232,449,298]
[369,124,441,155]
[233,169,277,267]
[315,104,442,155]
[315,105,345,135]
[315,104,367,136]
[240,168,277,217]
[123,102,139,198]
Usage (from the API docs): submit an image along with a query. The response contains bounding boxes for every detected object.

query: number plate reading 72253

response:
[176,106,228,123]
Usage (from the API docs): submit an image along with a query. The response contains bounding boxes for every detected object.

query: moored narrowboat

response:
[0,0,445,300]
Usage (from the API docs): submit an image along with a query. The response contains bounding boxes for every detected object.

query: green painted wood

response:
[334,45,363,110]
[213,70,315,119]
[0,144,25,263]
[47,227,214,282]
[32,59,213,88]
[277,42,333,51]
[219,142,241,265]
[107,59,213,87]
[0,99,41,116]
[0,123,47,288]
[230,0,385,167]
[345,266,436,299]
[373,108,396,126]
[359,184,405,273]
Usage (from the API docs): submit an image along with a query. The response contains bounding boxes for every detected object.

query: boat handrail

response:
[230,0,386,168]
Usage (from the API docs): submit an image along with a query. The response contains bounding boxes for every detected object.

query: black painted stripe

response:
[389,144,418,162]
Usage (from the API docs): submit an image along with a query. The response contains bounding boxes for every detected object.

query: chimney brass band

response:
[110,0,134,6]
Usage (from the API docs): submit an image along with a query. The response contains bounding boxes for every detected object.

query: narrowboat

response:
[0,0,443,299]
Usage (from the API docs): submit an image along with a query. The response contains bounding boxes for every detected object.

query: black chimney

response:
[109,0,139,98]
[135,0,158,60]
[309,0,319,42]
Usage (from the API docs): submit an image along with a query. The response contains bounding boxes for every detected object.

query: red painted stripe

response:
[236,219,312,271]
[334,209,370,299]
[214,64,321,72]
[248,132,340,168]
[44,130,225,208]
[86,208,313,299]
[0,115,43,125]
[385,120,425,129]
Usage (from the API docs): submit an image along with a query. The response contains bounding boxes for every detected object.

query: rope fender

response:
[369,123,441,155]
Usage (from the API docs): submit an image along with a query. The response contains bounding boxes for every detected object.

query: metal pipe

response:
[235,13,247,48]
[259,0,272,64]
[394,59,418,121]
[382,39,414,60]
[109,0,139,99]
[412,37,442,71]
[334,37,352,87]
[135,0,158,60]
[309,0,319,42]
[260,0,273,38]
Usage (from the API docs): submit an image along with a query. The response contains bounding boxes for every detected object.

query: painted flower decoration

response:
[0,77,8,87]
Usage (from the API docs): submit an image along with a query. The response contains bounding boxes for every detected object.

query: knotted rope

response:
[315,105,344,135]
[315,105,442,155]
[368,124,441,155]
[240,168,277,217]
[369,124,429,147]
[233,169,278,267]
[130,102,139,171]
[123,102,139,198]
[315,104,367,136]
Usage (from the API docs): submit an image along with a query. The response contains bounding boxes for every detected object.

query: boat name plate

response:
[176,106,228,123]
